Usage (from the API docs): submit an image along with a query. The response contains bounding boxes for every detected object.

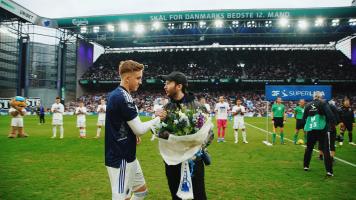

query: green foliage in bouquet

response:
[156,104,208,136]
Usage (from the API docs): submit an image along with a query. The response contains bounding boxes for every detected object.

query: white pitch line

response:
[245,122,356,168]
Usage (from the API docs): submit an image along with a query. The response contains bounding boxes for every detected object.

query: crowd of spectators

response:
[80,50,356,81]
[64,91,355,117]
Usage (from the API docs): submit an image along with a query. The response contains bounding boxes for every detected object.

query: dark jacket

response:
[339,106,355,124]
[303,99,336,132]
[329,104,341,131]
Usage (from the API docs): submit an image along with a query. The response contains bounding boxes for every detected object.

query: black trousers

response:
[304,130,333,173]
[165,159,207,200]
[340,122,353,142]
[39,114,45,123]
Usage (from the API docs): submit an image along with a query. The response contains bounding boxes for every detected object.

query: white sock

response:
[60,126,64,138]
[234,130,238,142]
[52,126,57,137]
[96,128,101,136]
[242,131,247,142]
[80,129,83,136]
[130,190,147,200]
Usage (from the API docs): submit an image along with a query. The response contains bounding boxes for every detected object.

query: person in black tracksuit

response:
[303,92,336,176]
[318,101,341,161]
[339,99,355,145]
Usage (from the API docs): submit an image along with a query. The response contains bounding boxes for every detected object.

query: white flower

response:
[161,122,168,127]
[174,120,179,124]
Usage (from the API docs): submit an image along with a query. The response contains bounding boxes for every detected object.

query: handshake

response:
[155,109,167,121]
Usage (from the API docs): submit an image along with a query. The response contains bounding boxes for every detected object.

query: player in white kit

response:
[232,99,248,144]
[51,97,64,139]
[75,100,87,138]
[95,98,106,138]
[199,96,211,113]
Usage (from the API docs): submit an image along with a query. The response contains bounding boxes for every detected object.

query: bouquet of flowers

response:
[155,104,213,200]
[155,105,208,136]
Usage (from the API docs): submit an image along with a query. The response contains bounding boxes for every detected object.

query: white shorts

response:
[233,120,246,129]
[11,118,24,127]
[77,120,86,128]
[106,159,145,200]
[97,119,105,126]
[52,119,63,126]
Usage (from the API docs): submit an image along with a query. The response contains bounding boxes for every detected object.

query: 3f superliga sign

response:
[265,85,332,101]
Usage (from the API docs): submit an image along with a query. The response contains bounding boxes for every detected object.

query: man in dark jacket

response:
[318,100,341,162]
[339,99,355,146]
[303,92,336,177]
[158,71,213,200]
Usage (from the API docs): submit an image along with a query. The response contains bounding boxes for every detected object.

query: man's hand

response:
[340,122,345,129]
[156,110,167,121]
[158,131,170,140]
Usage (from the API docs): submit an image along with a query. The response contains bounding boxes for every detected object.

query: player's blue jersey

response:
[105,86,138,168]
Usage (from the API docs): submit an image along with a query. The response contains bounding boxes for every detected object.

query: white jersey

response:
[215,102,230,120]
[204,104,211,113]
[9,107,26,118]
[51,103,64,120]
[232,105,246,129]
[97,104,106,121]
[75,107,87,121]
[153,104,163,112]
[232,105,246,122]
[152,104,163,119]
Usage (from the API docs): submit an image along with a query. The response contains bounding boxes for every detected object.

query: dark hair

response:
[56,96,61,100]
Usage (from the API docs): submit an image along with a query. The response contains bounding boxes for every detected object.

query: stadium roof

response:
[50,7,356,47]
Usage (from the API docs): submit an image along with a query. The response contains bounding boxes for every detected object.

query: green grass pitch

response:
[0,115,355,200]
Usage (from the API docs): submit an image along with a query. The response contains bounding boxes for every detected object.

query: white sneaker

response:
[304,167,309,171]
[326,172,334,177]
[243,141,249,144]
[339,142,343,146]
[234,140,238,144]
[51,136,56,139]
[60,136,64,139]
[349,142,355,146]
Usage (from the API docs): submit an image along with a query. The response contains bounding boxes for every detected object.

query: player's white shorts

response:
[233,120,246,129]
[77,120,86,128]
[97,119,105,126]
[52,119,63,126]
[11,118,24,127]
[106,159,145,200]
